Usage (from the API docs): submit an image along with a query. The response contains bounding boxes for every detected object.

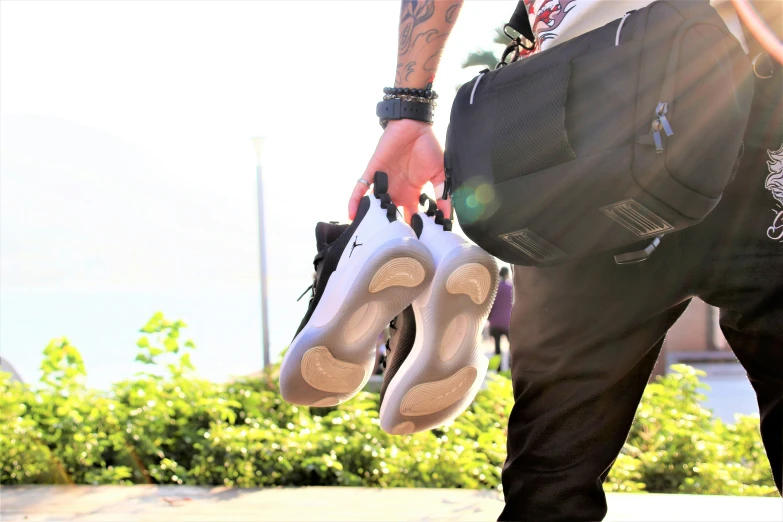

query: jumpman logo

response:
[349,235,363,257]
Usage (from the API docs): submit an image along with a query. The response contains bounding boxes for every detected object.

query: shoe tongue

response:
[314,222,348,252]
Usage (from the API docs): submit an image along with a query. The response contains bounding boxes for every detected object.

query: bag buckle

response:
[497,23,535,69]
[752,53,775,80]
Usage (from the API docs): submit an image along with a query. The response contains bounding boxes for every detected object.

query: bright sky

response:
[0,0,515,385]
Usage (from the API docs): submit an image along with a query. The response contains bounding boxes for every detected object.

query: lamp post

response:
[252,137,271,369]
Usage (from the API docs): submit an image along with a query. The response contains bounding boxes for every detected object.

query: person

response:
[348,0,782,519]
[487,267,512,371]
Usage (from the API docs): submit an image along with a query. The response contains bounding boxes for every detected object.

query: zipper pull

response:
[443,167,452,200]
[652,120,664,153]
[656,102,674,137]
[651,102,674,154]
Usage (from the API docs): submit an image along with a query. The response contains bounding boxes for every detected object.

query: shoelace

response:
[418,194,453,231]
[296,283,314,302]
[380,316,398,370]
[297,249,327,303]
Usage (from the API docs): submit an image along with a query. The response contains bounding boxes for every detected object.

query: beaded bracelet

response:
[382,94,437,106]
[383,86,439,100]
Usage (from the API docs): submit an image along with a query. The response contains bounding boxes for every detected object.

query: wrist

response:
[376,97,434,129]
[384,119,431,131]
[377,84,438,129]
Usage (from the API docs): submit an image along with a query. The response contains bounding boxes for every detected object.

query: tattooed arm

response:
[396,0,463,87]
[350,0,463,221]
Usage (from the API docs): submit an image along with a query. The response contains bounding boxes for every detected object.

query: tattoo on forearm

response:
[399,0,435,56]
[409,29,447,56]
[396,61,418,84]
[445,3,459,23]
[403,61,417,82]
[396,0,461,85]
[423,50,441,72]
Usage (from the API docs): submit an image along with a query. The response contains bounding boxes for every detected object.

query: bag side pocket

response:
[491,63,576,183]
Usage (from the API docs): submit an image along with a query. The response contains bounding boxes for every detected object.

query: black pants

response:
[500,65,783,519]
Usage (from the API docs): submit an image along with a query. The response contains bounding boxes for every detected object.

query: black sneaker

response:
[280,172,435,407]
[379,195,498,435]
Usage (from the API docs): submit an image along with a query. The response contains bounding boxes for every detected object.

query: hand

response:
[349,119,451,222]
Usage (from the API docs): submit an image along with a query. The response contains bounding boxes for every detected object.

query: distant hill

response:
[0,357,24,382]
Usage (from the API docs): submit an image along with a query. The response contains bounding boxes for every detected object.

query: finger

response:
[433,181,453,219]
[387,182,420,225]
[348,174,372,220]
[403,204,419,224]
[437,195,453,220]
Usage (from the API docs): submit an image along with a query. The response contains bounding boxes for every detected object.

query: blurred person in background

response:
[488,266,512,372]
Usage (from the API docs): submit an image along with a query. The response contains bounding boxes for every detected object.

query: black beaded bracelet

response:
[383,86,438,100]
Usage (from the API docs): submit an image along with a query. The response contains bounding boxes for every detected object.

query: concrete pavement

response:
[2,486,781,521]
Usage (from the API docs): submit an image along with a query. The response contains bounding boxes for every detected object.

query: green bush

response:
[0,313,776,496]
[604,364,776,496]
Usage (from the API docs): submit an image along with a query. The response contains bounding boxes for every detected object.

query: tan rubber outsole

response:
[446,263,492,304]
[391,421,416,435]
[398,366,479,417]
[301,346,366,394]
[369,257,426,293]
[311,397,340,407]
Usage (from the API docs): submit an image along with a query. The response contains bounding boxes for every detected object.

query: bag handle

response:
[505,1,535,44]
[497,1,535,67]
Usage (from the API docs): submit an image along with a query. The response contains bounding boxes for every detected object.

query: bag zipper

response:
[447,65,490,200]
[651,102,674,153]
[470,69,490,105]
[443,167,453,200]
[649,15,722,154]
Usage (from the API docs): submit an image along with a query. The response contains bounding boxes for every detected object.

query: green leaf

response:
[487,355,501,372]
[462,50,499,69]
[164,338,178,353]
[135,354,153,365]
[179,353,194,371]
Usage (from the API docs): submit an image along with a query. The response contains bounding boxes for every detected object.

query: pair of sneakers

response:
[281,172,498,435]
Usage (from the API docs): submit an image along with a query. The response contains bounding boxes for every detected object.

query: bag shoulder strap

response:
[738,0,783,59]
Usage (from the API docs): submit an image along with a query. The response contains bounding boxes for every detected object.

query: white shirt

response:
[523,0,748,54]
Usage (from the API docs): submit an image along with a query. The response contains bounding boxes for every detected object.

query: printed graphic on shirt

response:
[523,0,578,50]
[765,144,783,242]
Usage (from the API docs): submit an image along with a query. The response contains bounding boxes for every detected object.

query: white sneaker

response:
[280,173,435,407]
[379,196,498,434]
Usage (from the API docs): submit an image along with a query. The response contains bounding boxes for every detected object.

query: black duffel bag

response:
[443,0,754,266]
